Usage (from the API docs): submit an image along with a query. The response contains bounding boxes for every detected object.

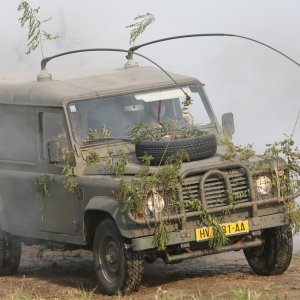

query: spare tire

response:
[135,134,217,165]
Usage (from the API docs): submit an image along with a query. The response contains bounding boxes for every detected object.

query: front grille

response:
[182,169,250,210]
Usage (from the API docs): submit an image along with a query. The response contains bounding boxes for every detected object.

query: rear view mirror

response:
[47,141,62,164]
[222,113,235,136]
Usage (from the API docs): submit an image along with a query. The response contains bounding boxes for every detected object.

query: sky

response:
[1,0,299,151]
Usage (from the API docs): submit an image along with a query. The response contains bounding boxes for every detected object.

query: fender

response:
[84,196,140,239]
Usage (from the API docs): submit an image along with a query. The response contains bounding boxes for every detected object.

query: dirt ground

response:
[1,245,300,300]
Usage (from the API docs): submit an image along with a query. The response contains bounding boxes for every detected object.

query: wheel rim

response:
[99,235,121,284]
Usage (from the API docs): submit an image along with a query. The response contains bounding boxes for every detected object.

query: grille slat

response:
[182,169,249,209]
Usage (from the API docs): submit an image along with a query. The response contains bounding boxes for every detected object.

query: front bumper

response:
[131,212,286,251]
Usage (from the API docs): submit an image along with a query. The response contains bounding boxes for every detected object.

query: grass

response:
[5,283,97,300]
[8,289,33,300]
[233,290,261,300]
[4,286,288,300]
[155,287,203,300]
[154,287,286,300]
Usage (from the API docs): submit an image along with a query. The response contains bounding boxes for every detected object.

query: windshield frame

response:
[66,82,220,146]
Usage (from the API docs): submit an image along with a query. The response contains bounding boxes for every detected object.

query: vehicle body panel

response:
[0,63,297,258]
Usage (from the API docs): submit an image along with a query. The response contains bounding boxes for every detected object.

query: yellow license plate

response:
[195,220,249,242]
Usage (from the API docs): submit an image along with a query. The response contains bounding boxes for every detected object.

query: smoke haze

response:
[2,0,299,150]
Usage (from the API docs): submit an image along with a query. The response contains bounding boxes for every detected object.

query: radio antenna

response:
[128,33,300,68]
[291,110,300,140]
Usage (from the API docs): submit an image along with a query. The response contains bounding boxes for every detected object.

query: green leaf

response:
[126,13,155,45]
[17,1,58,56]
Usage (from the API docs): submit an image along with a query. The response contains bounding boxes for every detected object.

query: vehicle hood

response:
[83,145,261,176]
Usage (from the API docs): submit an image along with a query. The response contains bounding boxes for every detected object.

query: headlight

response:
[255,175,272,195]
[147,190,165,213]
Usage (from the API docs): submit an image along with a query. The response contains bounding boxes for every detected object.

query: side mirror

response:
[222,113,235,136]
[47,141,62,164]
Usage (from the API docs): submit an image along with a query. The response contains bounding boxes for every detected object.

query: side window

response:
[0,104,36,162]
[39,110,69,160]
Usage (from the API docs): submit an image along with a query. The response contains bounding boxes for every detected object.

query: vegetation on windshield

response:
[82,126,111,144]
[129,122,207,144]
[128,123,171,143]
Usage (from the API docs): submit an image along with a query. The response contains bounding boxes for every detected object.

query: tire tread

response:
[244,225,292,276]
[136,134,217,164]
[93,219,144,295]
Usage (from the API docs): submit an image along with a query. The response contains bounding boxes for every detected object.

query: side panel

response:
[36,107,80,237]
[0,105,83,243]
[0,104,41,235]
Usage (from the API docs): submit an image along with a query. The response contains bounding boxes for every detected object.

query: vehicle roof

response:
[0,64,199,107]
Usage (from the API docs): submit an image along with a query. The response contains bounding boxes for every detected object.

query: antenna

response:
[291,110,300,140]
[128,33,300,68]
[39,48,191,100]
[40,48,130,70]
[39,33,300,98]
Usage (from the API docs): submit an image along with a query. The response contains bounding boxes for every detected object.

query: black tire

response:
[0,230,21,275]
[244,225,293,275]
[144,255,156,264]
[93,219,144,295]
[135,134,217,165]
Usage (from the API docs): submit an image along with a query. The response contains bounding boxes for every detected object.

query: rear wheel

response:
[0,230,21,275]
[93,219,144,295]
[244,225,293,275]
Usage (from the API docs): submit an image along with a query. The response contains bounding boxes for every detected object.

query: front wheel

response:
[244,225,293,275]
[93,219,144,295]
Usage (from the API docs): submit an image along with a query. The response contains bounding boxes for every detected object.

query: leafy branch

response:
[33,175,53,221]
[262,138,300,232]
[263,137,300,168]
[222,135,300,233]
[128,123,170,144]
[82,126,111,144]
[221,135,255,162]
[17,1,58,56]
[63,150,79,193]
[126,13,155,45]
[153,222,170,251]
[184,198,229,248]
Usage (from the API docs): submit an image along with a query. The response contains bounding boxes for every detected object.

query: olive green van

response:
[0,52,299,295]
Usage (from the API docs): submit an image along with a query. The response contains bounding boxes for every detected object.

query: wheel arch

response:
[83,196,132,246]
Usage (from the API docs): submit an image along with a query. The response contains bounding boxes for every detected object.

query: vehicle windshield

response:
[67,84,212,144]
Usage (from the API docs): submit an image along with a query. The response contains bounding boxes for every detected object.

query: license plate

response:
[195,220,249,242]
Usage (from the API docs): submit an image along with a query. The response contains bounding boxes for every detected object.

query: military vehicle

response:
[0,43,299,295]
